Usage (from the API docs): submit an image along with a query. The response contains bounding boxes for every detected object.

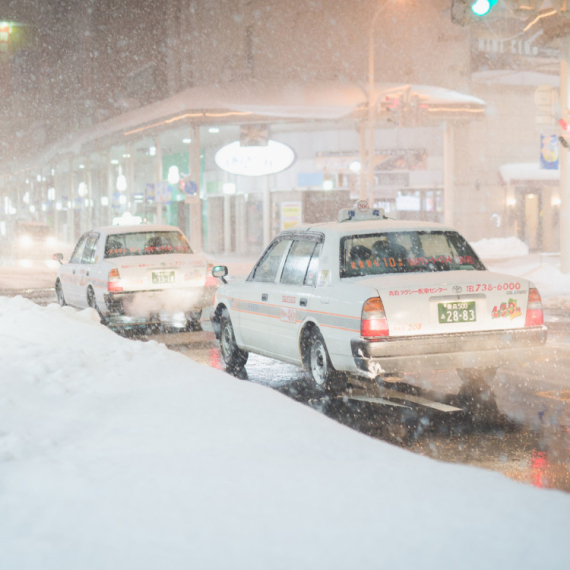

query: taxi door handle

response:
[261,294,268,302]
[299,298,307,307]
[86,271,90,277]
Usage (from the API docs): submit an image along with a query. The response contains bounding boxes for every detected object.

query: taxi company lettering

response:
[280,308,296,323]
[492,298,522,321]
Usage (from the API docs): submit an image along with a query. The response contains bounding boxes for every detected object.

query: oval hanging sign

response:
[215,140,295,176]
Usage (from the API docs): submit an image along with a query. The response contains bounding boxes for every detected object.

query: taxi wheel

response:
[184,310,203,332]
[456,367,499,417]
[307,328,339,390]
[219,310,248,372]
[87,287,108,325]
[55,280,66,307]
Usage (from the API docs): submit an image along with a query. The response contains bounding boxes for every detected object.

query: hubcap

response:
[221,324,233,360]
[310,340,326,385]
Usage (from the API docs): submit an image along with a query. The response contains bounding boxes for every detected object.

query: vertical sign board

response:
[0,25,10,97]
[540,134,559,170]
[280,202,302,231]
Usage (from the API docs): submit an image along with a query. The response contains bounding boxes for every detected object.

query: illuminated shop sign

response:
[215,140,295,176]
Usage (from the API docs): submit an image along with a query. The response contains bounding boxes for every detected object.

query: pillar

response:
[235,194,247,256]
[560,37,570,273]
[263,177,271,246]
[444,122,455,228]
[155,136,163,224]
[68,158,74,243]
[188,124,203,251]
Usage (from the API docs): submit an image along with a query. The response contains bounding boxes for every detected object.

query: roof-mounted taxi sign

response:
[338,200,386,223]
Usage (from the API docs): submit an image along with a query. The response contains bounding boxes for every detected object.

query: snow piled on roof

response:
[0,296,569,569]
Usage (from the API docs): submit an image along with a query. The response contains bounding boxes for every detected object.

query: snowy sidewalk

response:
[0,296,569,569]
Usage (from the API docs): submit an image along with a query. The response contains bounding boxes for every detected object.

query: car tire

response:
[219,309,248,372]
[184,310,203,332]
[457,367,497,385]
[456,367,499,417]
[87,286,108,325]
[55,279,66,307]
[306,327,345,392]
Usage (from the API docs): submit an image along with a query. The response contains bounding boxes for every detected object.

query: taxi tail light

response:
[361,297,389,337]
[108,268,123,292]
[525,287,543,327]
[205,264,217,287]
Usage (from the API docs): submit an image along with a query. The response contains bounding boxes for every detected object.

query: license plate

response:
[438,301,476,324]
[152,270,175,284]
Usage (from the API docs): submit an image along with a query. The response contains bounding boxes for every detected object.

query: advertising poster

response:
[280,202,302,230]
[540,134,559,170]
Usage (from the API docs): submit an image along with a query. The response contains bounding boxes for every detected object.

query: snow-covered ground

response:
[0,296,569,569]
[471,237,570,311]
[470,236,530,259]
[469,237,570,312]
[0,262,59,290]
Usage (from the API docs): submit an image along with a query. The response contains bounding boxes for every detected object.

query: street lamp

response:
[365,0,397,205]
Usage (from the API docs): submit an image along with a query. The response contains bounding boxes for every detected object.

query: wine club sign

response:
[215,140,295,176]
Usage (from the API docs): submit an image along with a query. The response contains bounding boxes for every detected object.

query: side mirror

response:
[53,253,64,265]
[212,265,228,284]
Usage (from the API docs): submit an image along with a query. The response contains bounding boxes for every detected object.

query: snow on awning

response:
[3,80,487,173]
[86,81,485,143]
[499,162,560,185]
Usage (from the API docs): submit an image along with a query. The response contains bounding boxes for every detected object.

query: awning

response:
[499,162,559,185]
[3,80,486,175]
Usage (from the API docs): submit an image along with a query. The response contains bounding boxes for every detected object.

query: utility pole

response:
[561,37,570,273]
[367,1,393,206]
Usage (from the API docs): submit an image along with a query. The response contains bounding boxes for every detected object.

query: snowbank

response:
[470,237,529,260]
[487,257,570,307]
[0,297,569,569]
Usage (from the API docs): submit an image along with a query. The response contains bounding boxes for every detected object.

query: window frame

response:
[80,232,100,264]
[338,230,486,278]
[69,233,90,264]
[247,235,294,283]
[279,234,324,287]
[247,231,324,284]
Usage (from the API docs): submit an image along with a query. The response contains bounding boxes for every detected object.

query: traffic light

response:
[471,0,498,16]
[451,0,498,25]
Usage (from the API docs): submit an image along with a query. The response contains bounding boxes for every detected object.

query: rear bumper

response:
[351,326,548,376]
[104,286,216,317]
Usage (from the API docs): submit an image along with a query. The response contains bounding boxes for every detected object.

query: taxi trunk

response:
[113,253,207,291]
[107,253,209,317]
[358,270,533,337]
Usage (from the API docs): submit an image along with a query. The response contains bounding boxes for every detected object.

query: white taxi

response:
[54,224,216,328]
[211,202,547,389]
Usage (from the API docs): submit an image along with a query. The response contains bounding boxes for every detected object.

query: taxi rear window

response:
[340,231,484,278]
[104,231,193,259]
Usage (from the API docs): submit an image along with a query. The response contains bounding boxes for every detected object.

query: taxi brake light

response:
[361,297,389,337]
[205,264,217,288]
[525,287,543,327]
[108,268,123,292]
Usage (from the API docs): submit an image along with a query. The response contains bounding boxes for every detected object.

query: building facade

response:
[0,0,567,255]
